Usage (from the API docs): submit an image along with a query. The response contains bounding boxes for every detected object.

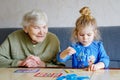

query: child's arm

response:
[87,42,109,71]
[60,47,76,59]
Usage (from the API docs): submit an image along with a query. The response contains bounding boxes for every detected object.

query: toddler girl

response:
[57,7,109,71]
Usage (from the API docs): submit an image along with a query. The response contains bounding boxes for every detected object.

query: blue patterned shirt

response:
[57,41,109,68]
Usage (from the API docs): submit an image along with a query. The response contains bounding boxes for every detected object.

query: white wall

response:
[0,0,120,28]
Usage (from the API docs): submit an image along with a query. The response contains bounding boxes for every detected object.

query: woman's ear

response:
[23,26,28,33]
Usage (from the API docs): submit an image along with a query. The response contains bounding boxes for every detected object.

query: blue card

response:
[56,74,90,80]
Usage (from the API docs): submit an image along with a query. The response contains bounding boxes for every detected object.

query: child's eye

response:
[87,34,92,36]
[79,34,84,36]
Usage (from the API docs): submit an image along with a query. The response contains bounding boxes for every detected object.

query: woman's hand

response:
[19,55,46,67]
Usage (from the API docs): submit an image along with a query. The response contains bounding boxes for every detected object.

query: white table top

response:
[91,69,120,80]
[0,68,93,80]
[0,68,120,80]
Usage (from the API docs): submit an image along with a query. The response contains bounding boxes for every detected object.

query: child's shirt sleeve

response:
[57,52,71,63]
[98,42,110,68]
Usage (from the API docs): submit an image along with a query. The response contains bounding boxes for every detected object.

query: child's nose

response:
[83,35,88,40]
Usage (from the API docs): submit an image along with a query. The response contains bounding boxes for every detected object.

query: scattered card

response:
[34,72,63,77]
[14,68,39,73]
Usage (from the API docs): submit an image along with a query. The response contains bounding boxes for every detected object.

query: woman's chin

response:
[31,40,42,44]
[31,38,45,43]
[35,39,44,43]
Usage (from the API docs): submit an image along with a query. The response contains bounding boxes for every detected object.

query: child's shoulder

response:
[92,41,103,46]
[70,42,82,48]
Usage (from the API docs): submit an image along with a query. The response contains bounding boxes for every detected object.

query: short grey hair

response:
[21,9,48,27]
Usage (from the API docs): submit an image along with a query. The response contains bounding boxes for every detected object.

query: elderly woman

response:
[0,9,63,68]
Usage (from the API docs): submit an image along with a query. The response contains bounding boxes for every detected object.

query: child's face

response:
[77,26,95,46]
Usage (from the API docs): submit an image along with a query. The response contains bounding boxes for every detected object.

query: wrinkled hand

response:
[19,55,45,68]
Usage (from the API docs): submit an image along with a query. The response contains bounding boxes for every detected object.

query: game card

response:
[34,72,63,77]
[14,68,40,73]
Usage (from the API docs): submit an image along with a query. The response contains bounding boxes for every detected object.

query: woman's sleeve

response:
[0,38,19,67]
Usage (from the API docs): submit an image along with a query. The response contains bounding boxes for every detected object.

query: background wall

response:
[0,0,120,28]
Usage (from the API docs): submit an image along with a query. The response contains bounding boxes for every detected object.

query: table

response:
[91,69,120,80]
[0,68,120,80]
[0,68,93,80]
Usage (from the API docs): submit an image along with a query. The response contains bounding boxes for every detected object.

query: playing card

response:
[14,68,39,73]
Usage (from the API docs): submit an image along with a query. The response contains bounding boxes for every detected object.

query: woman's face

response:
[24,24,48,43]
[77,26,95,46]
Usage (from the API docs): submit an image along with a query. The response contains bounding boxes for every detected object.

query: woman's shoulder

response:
[8,29,25,38]
[47,32,59,39]
[47,31,56,36]
[43,32,60,44]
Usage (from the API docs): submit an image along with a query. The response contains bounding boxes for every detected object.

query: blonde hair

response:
[21,9,48,28]
[71,6,101,42]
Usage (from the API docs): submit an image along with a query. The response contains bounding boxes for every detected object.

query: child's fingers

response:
[67,47,76,55]
[88,64,93,71]
[89,64,97,71]
[87,66,90,71]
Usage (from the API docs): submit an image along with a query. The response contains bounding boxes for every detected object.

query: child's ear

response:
[75,32,78,38]
[94,29,97,34]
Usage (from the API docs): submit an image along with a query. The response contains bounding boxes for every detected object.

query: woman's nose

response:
[38,29,43,34]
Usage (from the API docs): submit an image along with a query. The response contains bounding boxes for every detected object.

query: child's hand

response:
[88,62,105,71]
[88,64,98,71]
[60,47,76,59]
[67,47,76,55]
